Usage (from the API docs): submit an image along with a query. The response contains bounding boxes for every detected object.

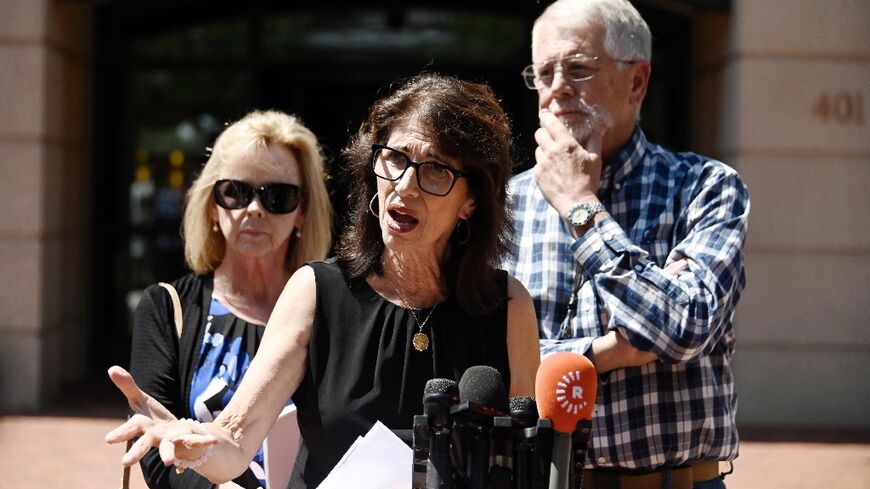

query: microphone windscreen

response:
[509,395,536,413]
[535,352,597,433]
[458,365,509,413]
[509,396,538,425]
[424,378,459,397]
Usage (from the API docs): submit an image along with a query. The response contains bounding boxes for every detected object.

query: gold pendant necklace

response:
[387,277,437,352]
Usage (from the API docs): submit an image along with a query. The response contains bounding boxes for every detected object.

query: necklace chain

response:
[386,276,437,352]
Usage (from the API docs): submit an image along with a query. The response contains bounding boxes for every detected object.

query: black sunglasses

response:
[213,179,303,214]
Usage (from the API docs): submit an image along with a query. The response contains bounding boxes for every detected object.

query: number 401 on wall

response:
[813,90,865,125]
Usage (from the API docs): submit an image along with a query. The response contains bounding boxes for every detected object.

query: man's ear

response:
[458,198,476,220]
[628,61,651,109]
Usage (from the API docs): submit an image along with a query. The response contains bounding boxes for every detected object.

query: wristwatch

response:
[566,201,606,228]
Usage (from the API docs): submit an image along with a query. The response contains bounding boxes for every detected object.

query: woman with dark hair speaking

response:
[106,74,541,488]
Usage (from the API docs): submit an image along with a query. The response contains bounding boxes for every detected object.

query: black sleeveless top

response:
[289,260,511,488]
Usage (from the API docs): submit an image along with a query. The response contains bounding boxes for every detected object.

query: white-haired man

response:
[504,1,750,488]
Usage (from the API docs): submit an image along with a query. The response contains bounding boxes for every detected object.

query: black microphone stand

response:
[513,427,531,489]
[450,401,496,489]
[428,426,454,488]
[570,420,592,489]
[489,416,514,489]
[528,418,554,489]
[413,414,431,489]
[424,389,458,489]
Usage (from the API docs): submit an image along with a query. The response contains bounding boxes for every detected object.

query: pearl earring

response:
[212,222,219,232]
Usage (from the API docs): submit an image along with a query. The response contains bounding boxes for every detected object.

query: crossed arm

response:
[585,259,689,373]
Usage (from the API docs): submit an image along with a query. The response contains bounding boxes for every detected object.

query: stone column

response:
[695,0,870,429]
[0,0,92,410]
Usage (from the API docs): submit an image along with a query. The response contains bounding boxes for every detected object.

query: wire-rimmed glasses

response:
[521,53,635,89]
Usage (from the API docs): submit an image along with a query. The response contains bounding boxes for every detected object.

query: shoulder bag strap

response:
[158,282,184,339]
[120,283,184,489]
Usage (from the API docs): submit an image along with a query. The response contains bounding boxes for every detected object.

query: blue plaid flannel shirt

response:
[503,127,749,470]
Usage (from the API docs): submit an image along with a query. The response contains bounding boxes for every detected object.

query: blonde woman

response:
[129,110,332,489]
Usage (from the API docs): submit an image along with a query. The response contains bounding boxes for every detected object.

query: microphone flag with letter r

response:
[535,352,598,489]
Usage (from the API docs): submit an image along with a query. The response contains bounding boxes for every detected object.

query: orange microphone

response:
[535,352,598,489]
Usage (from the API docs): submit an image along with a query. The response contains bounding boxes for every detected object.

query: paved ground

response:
[1,377,868,488]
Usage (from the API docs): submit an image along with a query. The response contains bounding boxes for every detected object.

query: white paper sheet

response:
[317,421,412,489]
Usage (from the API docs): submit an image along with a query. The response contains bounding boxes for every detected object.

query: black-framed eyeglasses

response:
[213,179,303,214]
[371,144,468,197]
[521,53,635,89]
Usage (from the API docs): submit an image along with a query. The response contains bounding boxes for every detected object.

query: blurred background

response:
[0,0,867,442]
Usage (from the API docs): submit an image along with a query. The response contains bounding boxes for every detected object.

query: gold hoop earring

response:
[369,194,379,218]
[456,218,471,246]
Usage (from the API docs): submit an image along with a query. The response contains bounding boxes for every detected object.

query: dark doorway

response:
[91,1,698,369]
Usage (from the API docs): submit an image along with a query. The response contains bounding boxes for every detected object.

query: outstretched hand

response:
[105,366,217,467]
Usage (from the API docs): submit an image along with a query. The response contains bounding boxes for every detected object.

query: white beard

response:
[544,99,613,146]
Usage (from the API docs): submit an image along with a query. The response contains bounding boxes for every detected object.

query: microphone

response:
[453,366,509,489]
[425,378,459,428]
[535,352,598,489]
[458,365,509,413]
[509,396,538,426]
[422,378,459,489]
[509,396,537,489]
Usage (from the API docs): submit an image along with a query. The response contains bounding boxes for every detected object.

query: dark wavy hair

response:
[336,73,514,316]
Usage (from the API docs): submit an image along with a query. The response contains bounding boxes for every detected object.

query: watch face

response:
[571,208,590,226]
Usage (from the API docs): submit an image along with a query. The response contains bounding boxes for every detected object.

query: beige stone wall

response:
[0,0,866,430]
[0,0,92,410]
[695,0,870,429]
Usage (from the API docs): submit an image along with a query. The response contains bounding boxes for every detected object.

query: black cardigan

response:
[129,274,254,489]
